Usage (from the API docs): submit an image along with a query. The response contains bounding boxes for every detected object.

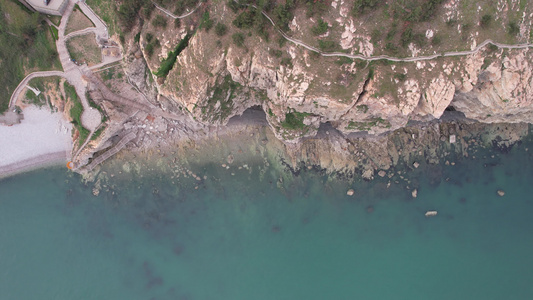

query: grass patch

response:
[91,125,106,140]
[280,110,310,130]
[85,0,120,36]
[49,25,59,40]
[0,0,61,113]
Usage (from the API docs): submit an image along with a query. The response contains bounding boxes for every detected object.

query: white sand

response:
[0,106,72,176]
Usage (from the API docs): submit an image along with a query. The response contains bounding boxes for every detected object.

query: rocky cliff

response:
[123,0,533,144]
[79,0,533,176]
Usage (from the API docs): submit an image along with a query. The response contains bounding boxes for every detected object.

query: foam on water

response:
[1,141,532,299]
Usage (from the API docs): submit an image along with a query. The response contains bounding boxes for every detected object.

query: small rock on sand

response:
[497,190,505,197]
[347,189,355,196]
[227,155,234,164]
[412,189,418,198]
[413,162,420,169]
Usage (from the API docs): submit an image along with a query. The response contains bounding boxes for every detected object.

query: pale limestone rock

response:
[412,189,418,198]
[452,50,533,123]
[414,75,455,119]
[497,190,505,196]
[347,189,355,196]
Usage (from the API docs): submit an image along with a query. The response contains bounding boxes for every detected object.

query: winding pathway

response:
[152,1,202,19]
[9,71,66,108]
[238,1,533,62]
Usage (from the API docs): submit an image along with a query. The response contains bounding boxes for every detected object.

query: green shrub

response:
[431,34,442,46]
[145,43,154,57]
[233,9,256,29]
[281,111,310,130]
[352,0,380,16]
[273,2,293,31]
[480,14,492,28]
[152,15,167,28]
[318,40,336,51]
[269,49,283,57]
[200,11,214,31]
[508,21,519,36]
[394,73,407,81]
[232,32,246,48]
[281,57,292,68]
[311,18,328,35]
[215,23,228,36]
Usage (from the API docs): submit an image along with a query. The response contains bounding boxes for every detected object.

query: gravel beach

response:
[0,106,72,178]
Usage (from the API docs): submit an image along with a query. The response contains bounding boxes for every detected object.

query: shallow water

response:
[1,142,533,299]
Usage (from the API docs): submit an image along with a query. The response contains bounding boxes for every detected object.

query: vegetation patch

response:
[91,125,106,141]
[153,32,192,78]
[144,32,161,58]
[65,82,90,146]
[311,18,329,36]
[0,0,61,113]
[346,117,391,131]
[86,0,121,35]
[280,110,310,130]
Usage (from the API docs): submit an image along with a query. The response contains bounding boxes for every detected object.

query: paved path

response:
[237,0,533,62]
[9,71,66,108]
[77,0,109,40]
[152,1,201,19]
[57,0,102,133]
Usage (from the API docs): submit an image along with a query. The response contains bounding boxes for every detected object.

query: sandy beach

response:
[0,106,72,178]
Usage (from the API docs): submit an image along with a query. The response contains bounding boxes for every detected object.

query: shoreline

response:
[0,151,69,180]
[0,106,73,180]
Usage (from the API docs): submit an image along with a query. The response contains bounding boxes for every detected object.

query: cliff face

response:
[452,50,533,123]
[125,0,533,145]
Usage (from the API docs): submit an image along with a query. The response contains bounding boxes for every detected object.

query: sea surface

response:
[1,141,533,300]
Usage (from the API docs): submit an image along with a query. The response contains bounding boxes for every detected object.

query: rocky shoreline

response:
[82,106,531,200]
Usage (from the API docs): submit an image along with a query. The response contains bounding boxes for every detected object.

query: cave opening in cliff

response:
[227,105,268,126]
[445,105,457,111]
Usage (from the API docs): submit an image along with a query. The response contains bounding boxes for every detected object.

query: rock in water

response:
[425,210,438,217]
[412,189,418,198]
[346,189,355,196]
[497,190,505,197]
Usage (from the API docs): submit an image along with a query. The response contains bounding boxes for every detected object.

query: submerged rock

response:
[497,190,505,197]
[346,189,355,196]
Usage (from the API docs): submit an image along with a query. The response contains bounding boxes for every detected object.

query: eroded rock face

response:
[125,1,532,145]
[452,50,533,123]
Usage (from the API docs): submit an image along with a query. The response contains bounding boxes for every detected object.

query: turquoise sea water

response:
[1,143,533,299]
